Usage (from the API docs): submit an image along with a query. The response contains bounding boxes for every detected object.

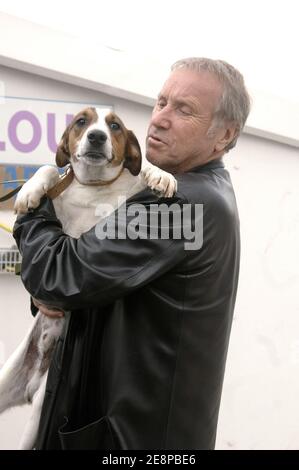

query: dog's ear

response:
[56,128,70,168]
[124,130,142,176]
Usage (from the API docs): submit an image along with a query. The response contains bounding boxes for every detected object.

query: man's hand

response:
[32,298,65,319]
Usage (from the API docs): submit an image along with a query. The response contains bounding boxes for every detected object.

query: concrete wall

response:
[1,66,299,449]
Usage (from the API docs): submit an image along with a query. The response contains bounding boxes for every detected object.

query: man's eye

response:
[76,118,87,126]
[110,122,120,131]
[157,100,166,109]
[179,107,192,115]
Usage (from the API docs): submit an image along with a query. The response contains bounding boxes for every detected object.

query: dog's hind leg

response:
[0,312,63,414]
[0,314,42,413]
[17,315,65,449]
[18,372,48,450]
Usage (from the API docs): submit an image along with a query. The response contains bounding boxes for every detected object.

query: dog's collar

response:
[46,165,125,200]
[47,166,74,200]
[73,165,124,187]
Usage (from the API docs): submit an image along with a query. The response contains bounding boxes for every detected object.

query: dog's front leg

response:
[14,165,60,214]
[140,163,177,198]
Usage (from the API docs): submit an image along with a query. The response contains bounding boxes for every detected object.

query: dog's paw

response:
[14,183,46,214]
[14,166,60,214]
[141,165,177,198]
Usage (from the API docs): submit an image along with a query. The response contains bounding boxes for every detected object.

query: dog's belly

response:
[52,170,145,238]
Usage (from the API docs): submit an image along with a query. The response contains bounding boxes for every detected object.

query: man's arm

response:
[13,190,188,311]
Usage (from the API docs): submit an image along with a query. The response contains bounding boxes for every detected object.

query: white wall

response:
[0,65,299,449]
[217,135,299,450]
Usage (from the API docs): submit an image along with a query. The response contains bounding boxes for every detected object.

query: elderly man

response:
[14,57,250,450]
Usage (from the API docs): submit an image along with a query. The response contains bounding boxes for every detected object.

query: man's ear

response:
[214,124,238,153]
[56,128,70,167]
[124,130,142,176]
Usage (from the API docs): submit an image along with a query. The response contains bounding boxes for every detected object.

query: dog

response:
[0,107,177,449]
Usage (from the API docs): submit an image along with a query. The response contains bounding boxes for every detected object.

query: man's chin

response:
[146,155,171,173]
[146,151,160,167]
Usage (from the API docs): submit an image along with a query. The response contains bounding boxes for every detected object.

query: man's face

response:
[146,68,228,174]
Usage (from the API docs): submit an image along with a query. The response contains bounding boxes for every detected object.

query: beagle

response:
[0,107,177,449]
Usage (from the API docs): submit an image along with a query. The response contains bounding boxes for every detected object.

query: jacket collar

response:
[189,158,225,173]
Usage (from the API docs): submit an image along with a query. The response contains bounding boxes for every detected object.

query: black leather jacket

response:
[13,158,240,450]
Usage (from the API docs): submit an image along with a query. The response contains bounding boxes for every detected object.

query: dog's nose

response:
[87,130,107,145]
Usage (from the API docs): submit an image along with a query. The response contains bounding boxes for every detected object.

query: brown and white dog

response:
[0,107,177,449]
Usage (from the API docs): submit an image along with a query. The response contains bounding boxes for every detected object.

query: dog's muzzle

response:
[80,130,112,164]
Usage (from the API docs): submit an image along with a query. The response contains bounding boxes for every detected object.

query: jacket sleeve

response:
[13,190,188,311]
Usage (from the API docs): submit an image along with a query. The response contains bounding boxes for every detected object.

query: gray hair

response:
[171,57,251,151]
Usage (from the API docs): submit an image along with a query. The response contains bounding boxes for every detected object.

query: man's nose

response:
[150,106,171,129]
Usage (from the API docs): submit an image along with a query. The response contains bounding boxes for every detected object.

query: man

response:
[13,57,250,449]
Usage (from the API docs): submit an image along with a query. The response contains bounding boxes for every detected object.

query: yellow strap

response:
[0,221,12,233]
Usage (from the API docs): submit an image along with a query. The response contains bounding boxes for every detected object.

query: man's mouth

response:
[148,134,167,145]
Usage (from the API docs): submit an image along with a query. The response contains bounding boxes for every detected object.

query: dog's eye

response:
[76,118,87,126]
[110,122,120,131]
